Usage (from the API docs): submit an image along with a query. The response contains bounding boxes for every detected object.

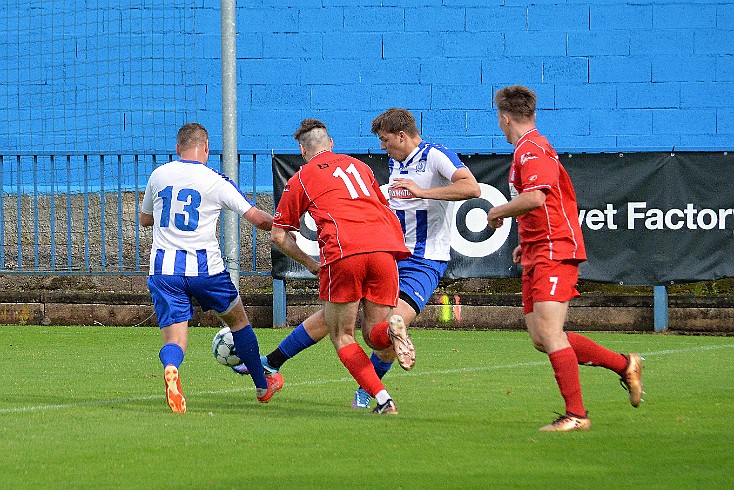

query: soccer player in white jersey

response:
[242,109,480,409]
[140,122,283,413]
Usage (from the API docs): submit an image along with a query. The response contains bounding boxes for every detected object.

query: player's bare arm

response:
[392,167,480,201]
[139,212,154,227]
[243,207,273,231]
[488,189,546,228]
[271,227,321,275]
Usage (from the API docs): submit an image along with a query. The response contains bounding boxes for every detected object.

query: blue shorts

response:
[398,256,448,314]
[147,271,240,329]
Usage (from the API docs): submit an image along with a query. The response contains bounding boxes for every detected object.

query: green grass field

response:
[1,326,733,489]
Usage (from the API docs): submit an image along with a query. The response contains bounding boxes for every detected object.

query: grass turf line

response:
[1,326,733,488]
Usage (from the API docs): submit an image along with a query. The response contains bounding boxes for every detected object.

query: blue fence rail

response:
[0,152,273,276]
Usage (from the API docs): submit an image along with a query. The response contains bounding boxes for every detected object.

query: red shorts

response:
[319,252,399,305]
[521,259,580,314]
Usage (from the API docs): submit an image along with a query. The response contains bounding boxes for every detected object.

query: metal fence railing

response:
[0,152,273,276]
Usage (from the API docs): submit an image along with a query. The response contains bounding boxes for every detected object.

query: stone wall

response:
[1,275,732,335]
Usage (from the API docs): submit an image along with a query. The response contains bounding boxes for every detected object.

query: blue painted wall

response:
[2,0,733,158]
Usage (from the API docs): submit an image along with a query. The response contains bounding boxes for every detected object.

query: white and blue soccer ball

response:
[212,327,241,367]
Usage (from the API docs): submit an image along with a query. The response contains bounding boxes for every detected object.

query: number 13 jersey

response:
[141,159,254,276]
[273,151,410,267]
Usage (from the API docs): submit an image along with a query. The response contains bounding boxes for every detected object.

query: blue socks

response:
[278,323,317,359]
[371,351,393,379]
[231,325,268,390]
[159,343,184,368]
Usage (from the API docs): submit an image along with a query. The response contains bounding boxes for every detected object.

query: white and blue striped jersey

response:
[387,141,466,262]
[141,159,253,276]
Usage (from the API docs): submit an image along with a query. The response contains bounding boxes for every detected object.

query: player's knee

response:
[362,328,378,350]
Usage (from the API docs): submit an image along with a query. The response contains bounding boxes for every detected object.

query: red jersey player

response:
[270,118,412,414]
[488,85,643,431]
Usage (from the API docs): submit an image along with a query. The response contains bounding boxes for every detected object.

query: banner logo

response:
[451,183,511,257]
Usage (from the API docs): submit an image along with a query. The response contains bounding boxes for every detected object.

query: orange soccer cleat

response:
[164,365,186,414]
[256,372,284,403]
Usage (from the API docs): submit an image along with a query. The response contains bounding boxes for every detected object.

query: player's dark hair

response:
[371,108,419,136]
[294,118,330,152]
[293,118,327,141]
[177,122,208,151]
[494,85,536,121]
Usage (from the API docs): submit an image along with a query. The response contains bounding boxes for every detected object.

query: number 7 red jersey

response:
[510,129,586,264]
[273,151,411,266]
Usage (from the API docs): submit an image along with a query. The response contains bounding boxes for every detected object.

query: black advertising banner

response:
[272,152,734,285]
[568,152,734,284]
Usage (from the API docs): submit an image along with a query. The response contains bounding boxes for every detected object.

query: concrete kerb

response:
[1,283,732,334]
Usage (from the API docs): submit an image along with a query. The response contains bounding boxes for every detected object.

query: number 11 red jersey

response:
[273,151,410,266]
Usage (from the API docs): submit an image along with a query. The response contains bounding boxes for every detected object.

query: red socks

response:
[337,342,385,397]
[367,321,391,350]
[548,347,586,417]
[566,332,628,374]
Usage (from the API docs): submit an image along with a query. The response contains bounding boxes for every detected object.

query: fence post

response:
[653,285,668,332]
[220,0,240,288]
[273,279,287,328]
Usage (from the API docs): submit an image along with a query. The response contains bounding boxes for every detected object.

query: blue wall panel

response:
[323,32,382,59]
[590,4,653,30]
[555,84,616,109]
[653,109,717,135]
[431,85,492,110]
[369,84,432,111]
[505,32,568,57]
[442,32,505,58]
[406,7,465,32]
[568,32,630,56]
[482,58,543,84]
[653,4,717,29]
[300,59,362,84]
[652,56,717,83]
[631,30,695,56]
[298,8,344,33]
[465,6,527,32]
[527,5,589,31]
[717,109,734,133]
[2,0,733,159]
[618,83,680,109]
[383,33,442,59]
[543,57,589,84]
[343,6,405,31]
[590,57,651,83]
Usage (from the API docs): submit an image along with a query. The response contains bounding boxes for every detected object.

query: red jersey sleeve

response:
[273,171,308,231]
[515,140,558,194]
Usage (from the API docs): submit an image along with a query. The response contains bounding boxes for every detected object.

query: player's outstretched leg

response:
[388,315,415,370]
[620,353,644,407]
[164,365,186,414]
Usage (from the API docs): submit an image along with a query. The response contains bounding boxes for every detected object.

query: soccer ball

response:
[212,327,241,367]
